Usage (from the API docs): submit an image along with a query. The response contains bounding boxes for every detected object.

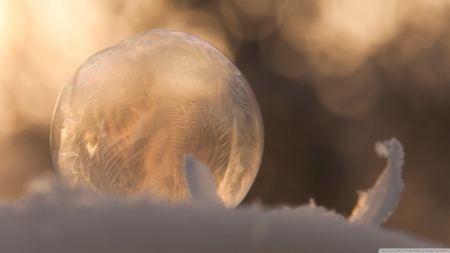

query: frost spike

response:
[184,153,223,205]
[349,138,405,226]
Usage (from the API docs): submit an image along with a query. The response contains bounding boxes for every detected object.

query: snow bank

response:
[0,138,436,252]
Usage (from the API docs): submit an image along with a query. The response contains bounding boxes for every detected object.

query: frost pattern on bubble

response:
[50,29,264,208]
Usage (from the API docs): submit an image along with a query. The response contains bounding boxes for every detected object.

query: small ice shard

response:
[183,153,223,205]
[349,138,405,226]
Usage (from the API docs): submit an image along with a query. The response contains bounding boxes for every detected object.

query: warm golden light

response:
[51,30,264,207]
[0,0,449,244]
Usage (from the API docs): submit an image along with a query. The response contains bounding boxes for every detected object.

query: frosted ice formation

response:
[183,153,222,205]
[50,29,264,207]
[349,138,404,225]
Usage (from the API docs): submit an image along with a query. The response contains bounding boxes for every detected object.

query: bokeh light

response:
[1,0,450,245]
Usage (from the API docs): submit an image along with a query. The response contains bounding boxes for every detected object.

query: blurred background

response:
[0,0,450,245]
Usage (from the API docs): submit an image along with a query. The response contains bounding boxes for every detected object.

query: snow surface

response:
[0,138,437,252]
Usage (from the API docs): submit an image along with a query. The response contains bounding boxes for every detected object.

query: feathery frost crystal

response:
[50,29,264,207]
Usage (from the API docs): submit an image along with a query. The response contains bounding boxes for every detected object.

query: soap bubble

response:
[50,29,264,207]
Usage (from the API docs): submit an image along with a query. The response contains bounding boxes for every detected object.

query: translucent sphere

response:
[50,29,264,207]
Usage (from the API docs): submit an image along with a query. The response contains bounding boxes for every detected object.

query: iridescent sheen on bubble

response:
[50,29,264,207]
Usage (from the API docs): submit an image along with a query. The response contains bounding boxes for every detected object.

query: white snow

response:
[184,153,223,205]
[0,138,436,252]
[349,138,405,225]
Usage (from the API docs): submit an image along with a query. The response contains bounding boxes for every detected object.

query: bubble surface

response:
[50,29,264,207]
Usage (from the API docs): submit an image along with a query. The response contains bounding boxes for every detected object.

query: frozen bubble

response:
[50,29,264,207]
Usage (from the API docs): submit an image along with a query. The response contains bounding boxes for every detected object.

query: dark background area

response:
[0,0,449,244]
